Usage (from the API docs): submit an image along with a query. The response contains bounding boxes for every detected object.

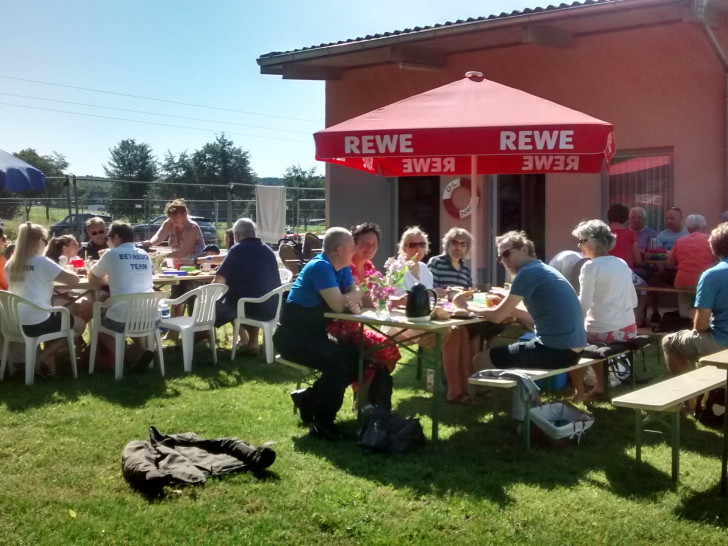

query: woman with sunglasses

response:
[459,231,587,399]
[392,226,475,404]
[394,226,433,293]
[5,222,87,377]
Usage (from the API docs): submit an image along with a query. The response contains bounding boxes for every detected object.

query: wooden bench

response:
[612,365,726,482]
[468,357,605,449]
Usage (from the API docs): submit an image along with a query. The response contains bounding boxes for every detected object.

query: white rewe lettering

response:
[501,130,575,151]
[521,155,580,171]
[501,131,516,150]
[533,131,558,150]
[344,136,359,154]
[402,157,456,174]
[518,131,533,150]
[375,134,397,153]
[343,134,414,155]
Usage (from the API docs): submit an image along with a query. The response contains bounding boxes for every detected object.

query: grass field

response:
[1,332,727,545]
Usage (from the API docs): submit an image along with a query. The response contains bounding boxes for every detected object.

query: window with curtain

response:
[605,149,674,232]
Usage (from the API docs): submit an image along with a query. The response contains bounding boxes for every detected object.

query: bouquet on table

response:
[362,258,410,317]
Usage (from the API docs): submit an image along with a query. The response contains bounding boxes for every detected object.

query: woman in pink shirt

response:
[667,214,715,317]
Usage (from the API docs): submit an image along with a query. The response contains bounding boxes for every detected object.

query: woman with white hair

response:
[667,214,716,318]
[572,219,638,400]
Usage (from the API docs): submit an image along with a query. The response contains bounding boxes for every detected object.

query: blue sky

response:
[0,0,543,178]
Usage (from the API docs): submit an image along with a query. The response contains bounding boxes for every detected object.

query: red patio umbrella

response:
[314,71,615,281]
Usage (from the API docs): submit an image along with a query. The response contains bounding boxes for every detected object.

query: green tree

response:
[282,165,325,229]
[190,134,255,201]
[0,149,69,220]
[104,139,158,221]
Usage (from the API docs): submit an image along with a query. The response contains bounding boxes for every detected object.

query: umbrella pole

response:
[470,155,479,286]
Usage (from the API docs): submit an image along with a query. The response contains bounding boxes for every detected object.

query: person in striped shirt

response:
[427,227,473,290]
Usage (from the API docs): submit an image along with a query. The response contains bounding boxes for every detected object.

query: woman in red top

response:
[667,214,716,318]
[325,223,400,408]
[607,204,642,269]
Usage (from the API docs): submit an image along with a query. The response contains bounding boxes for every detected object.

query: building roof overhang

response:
[257,0,728,80]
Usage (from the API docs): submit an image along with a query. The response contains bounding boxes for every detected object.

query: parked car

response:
[50,213,113,238]
[132,215,217,245]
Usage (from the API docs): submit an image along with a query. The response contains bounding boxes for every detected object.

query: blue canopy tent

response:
[0,148,46,192]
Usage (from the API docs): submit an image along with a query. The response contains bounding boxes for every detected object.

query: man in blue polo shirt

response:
[273,227,362,440]
[663,222,728,376]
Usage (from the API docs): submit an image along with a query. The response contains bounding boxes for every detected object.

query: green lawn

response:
[1,336,726,545]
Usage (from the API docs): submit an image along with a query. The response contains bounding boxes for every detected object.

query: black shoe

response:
[129,350,154,374]
[290,389,314,425]
[310,418,342,441]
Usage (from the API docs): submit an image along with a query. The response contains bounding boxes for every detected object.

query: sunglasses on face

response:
[450,240,468,247]
[89,230,105,236]
[408,242,426,249]
[497,248,516,262]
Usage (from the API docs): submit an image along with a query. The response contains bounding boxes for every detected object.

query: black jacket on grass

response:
[122,426,276,493]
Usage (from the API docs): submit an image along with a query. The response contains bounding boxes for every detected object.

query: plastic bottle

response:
[202,256,212,272]
[58,255,68,269]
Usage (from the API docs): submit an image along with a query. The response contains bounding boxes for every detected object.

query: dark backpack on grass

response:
[357,408,426,454]
[694,388,726,429]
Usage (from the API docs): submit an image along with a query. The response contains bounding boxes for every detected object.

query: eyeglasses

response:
[450,240,468,247]
[497,248,515,262]
[69,242,79,247]
[408,242,427,249]
[89,230,105,236]
[578,239,590,245]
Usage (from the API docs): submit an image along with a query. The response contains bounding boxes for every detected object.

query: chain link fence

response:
[0,186,325,243]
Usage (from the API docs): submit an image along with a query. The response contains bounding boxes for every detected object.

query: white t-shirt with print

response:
[90,243,154,322]
[6,255,63,325]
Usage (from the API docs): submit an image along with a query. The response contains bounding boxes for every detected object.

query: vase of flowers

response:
[363,270,395,318]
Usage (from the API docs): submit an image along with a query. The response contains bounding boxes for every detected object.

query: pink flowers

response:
[363,270,395,300]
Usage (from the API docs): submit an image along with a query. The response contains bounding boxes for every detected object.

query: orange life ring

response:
[442,178,476,219]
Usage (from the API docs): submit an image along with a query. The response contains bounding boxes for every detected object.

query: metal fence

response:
[0,187,325,241]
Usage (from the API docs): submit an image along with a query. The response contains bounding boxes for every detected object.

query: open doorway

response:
[397,176,441,260]
[494,174,545,284]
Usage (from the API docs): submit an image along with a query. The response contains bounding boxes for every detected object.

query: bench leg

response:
[635,409,642,463]
[524,393,532,450]
[672,411,680,482]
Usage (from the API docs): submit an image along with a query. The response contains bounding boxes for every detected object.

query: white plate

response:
[408,315,431,323]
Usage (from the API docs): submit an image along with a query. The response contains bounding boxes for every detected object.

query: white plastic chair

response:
[232,283,293,364]
[88,292,167,380]
[159,283,228,373]
[278,268,293,283]
[0,291,77,386]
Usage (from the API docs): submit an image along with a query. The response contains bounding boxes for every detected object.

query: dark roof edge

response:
[257,0,683,68]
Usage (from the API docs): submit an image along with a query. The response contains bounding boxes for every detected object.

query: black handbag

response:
[357,409,426,454]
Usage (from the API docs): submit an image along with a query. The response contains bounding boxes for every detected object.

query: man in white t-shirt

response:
[89,221,156,371]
